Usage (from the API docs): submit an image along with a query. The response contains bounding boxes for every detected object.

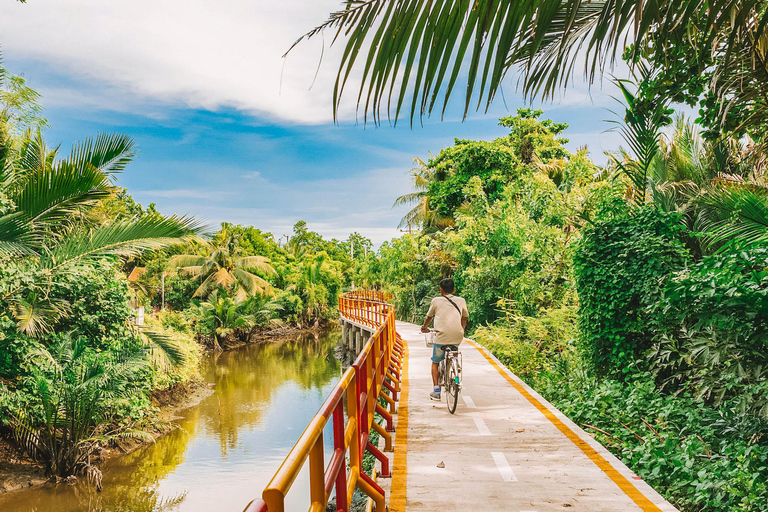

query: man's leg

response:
[430,345,444,400]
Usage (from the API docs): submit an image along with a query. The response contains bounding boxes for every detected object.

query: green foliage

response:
[426,109,569,220]
[650,246,768,416]
[574,207,689,376]
[534,366,768,512]
[473,306,576,381]
[49,262,135,348]
[6,336,153,482]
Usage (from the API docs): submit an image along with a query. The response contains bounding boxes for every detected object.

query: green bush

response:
[535,365,768,512]
[473,306,576,381]
[573,207,689,377]
[649,245,768,416]
[50,261,136,350]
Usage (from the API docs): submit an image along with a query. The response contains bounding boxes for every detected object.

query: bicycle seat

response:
[441,344,459,352]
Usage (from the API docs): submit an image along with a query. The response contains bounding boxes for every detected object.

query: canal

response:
[0,330,343,512]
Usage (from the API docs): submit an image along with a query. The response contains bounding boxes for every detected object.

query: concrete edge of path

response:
[465,338,680,512]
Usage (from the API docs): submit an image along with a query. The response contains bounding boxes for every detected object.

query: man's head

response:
[439,278,455,295]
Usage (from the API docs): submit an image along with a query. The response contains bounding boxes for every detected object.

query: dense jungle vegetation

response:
[0,63,371,486]
[2,1,768,508]
[353,108,768,510]
[299,1,768,510]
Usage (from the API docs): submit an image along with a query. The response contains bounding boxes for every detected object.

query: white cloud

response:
[0,0,354,124]
[0,1,632,125]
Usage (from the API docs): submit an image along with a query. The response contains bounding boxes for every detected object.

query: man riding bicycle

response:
[420,279,468,400]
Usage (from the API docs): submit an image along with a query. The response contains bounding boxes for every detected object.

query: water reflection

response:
[0,330,342,512]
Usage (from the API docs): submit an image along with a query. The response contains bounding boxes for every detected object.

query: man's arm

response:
[421,315,433,333]
[461,317,467,330]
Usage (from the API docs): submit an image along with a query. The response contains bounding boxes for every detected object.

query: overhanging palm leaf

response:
[40,215,203,270]
[13,158,114,227]
[293,1,765,125]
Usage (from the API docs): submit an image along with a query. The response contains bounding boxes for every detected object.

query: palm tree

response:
[0,126,202,336]
[393,158,454,231]
[609,97,768,253]
[167,231,277,299]
[0,129,200,265]
[198,290,256,350]
[290,1,761,126]
[8,337,153,487]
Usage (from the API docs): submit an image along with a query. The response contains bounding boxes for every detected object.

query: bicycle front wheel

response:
[445,358,460,414]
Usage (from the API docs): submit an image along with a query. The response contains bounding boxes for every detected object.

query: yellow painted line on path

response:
[464,339,664,512]
[389,339,409,512]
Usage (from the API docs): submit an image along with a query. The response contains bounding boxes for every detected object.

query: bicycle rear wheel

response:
[445,358,460,414]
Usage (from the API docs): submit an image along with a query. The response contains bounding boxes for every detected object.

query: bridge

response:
[244,291,679,512]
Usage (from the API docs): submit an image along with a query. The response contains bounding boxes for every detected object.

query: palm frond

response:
[40,215,204,269]
[139,327,187,366]
[167,254,206,269]
[232,268,274,296]
[65,133,136,178]
[12,295,70,337]
[11,157,113,227]
[698,186,768,250]
[0,211,38,257]
[392,191,425,207]
[235,255,277,275]
[293,1,764,125]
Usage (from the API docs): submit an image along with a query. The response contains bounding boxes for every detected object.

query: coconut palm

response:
[197,290,256,350]
[0,129,200,265]
[291,1,762,126]
[167,232,277,299]
[393,158,454,231]
[609,90,768,253]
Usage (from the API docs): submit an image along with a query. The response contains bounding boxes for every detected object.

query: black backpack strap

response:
[443,295,462,315]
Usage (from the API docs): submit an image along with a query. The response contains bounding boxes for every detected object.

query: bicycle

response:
[425,331,463,414]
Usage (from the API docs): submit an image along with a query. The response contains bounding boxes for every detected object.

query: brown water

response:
[0,330,343,512]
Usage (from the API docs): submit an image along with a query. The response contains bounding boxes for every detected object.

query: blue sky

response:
[0,0,624,245]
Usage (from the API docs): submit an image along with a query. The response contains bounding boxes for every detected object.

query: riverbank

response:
[0,327,331,497]
[0,378,215,496]
[0,329,343,512]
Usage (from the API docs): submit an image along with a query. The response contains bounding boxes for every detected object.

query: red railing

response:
[242,291,403,512]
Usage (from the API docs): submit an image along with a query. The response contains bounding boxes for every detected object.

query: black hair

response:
[439,278,455,294]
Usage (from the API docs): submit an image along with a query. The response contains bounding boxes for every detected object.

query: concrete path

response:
[389,321,679,512]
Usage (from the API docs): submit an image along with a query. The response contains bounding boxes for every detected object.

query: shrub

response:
[573,207,689,377]
[535,366,768,512]
[649,245,768,416]
[7,337,153,485]
[473,306,577,381]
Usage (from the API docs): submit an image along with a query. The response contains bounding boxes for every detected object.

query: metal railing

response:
[243,291,403,512]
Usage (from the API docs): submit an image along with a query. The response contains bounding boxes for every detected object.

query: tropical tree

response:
[609,81,768,254]
[167,231,277,299]
[0,129,199,264]
[7,337,153,486]
[293,1,764,134]
[393,158,454,231]
[197,290,255,350]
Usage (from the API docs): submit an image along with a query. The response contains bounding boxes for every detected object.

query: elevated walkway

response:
[391,321,679,512]
[245,293,680,512]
